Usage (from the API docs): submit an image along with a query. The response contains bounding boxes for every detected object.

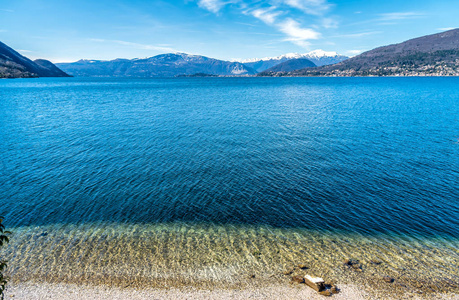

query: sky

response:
[0,0,457,62]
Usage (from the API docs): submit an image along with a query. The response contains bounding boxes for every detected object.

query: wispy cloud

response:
[346,49,364,56]
[90,39,180,53]
[195,0,328,49]
[321,17,338,28]
[332,31,382,38]
[0,29,7,33]
[0,9,14,13]
[234,21,258,27]
[437,27,457,31]
[197,0,226,13]
[347,11,425,28]
[197,0,240,13]
[18,49,33,53]
[378,12,424,21]
[281,0,330,15]
[278,18,320,47]
[250,7,282,25]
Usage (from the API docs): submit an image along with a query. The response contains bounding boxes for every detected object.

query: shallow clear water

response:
[1,77,458,292]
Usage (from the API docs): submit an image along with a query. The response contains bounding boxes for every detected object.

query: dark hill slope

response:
[0,41,70,78]
[259,58,316,74]
[281,29,459,77]
[34,59,70,77]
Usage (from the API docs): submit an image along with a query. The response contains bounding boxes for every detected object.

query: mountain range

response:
[239,50,348,72]
[2,29,458,78]
[0,41,70,78]
[55,50,345,78]
[56,53,258,77]
[262,28,459,77]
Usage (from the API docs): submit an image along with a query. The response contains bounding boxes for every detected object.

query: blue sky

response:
[0,0,457,62]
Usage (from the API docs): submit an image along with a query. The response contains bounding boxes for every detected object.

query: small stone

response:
[330,285,340,294]
[370,259,382,265]
[292,275,305,284]
[304,275,326,292]
[343,258,359,266]
[248,274,255,279]
[319,290,333,297]
[383,276,395,283]
[344,258,363,271]
[283,269,294,275]
[39,232,48,237]
[298,264,308,269]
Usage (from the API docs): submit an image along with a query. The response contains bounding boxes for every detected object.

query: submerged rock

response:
[383,276,395,283]
[330,285,340,294]
[343,258,363,271]
[283,269,294,275]
[370,259,382,265]
[292,275,305,284]
[319,290,333,296]
[298,264,308,269]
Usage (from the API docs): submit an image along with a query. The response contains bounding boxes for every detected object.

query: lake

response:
[1,77,458,294]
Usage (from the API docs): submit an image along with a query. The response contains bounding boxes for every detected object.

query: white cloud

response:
[250,7,282,25]
[18,49,33,53]
[197,0,225,13]
[90,39,180,53]
[282,0,330,15]
[234,21,258,27]
[378,12,424,21]
[346,49,364,56]
[195,0,329,49]
[437,27,456,31]
[321,17,338,28]
[197,0,241,13]
[278,18,320,47]
[333,31,382,38]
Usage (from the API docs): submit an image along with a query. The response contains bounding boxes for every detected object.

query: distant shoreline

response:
[2,75,459,79]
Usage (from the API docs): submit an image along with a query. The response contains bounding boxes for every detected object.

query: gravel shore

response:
[5,282,459,300]
[5,282,369,300]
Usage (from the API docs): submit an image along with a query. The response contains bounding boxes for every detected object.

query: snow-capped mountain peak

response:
[238,50,349,72]
[238,49,343,63]
[305,49,339,58]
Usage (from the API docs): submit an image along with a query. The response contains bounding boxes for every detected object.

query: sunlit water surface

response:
[1,77,458,294]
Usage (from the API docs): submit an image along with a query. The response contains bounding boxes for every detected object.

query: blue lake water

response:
[1,77,458,290]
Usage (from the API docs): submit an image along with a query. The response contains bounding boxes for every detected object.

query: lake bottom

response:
[3,222,459,298]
